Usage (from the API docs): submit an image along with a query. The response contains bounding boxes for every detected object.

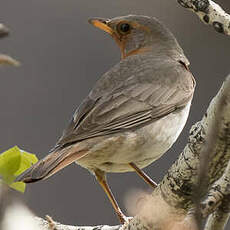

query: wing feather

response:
[55,56,195,149]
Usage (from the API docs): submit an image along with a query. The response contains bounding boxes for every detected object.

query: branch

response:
[0,23,20,66]
[177,0,230,35]
[191,66,229,228]
[201,160,230,218]
[155,74,230,208]
[0,54,20,66]
[0,23,9,39]
[35,217,121,230]
[202,160,230,229]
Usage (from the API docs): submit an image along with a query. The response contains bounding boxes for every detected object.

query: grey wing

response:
[56,61,195,149]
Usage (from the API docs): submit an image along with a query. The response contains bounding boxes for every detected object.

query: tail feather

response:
[15,147,87,183]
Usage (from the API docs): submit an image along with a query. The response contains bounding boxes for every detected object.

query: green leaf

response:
[0,146,38,193]
[9,181,26,193]
[0,146,21,182]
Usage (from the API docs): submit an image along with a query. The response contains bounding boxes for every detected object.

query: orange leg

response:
[129,162,157,188]
[94,169,127,224]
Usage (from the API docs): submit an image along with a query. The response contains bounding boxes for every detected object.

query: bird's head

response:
[89,15,187,62]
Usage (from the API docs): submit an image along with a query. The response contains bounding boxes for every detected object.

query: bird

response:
[16,15,195,223]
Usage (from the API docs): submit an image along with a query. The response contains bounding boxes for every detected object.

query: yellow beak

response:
[88,18,114,35]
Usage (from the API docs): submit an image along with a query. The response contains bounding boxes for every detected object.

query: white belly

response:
[76,102,191,173]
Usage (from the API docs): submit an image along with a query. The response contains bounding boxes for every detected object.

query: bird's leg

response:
[129,162,157,188]
[94,169,127,224]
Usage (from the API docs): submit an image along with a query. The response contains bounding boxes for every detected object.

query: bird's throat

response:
[122,47,151,59]
[120,46,151,59]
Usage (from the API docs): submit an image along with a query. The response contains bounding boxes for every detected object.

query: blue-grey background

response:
[0,0,230,226]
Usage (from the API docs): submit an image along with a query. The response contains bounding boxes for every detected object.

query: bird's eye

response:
[117,23,131,34]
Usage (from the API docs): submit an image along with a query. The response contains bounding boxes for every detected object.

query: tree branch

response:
[177,0,230,35]
[0,23,9,39]
[0,24,20,66]
[201,159,230,229]
[35,217,121,230]
[0,54,20,66]
[157,74,230,209]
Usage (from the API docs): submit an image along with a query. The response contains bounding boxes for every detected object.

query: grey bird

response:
[16,15,195,223]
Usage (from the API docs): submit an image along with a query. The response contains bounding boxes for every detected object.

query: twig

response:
[46,215,58,230]
[177,0,230,35]
[0,54,20,66]
[0,23,9,39]
[0,23,20,66]
[35,217,121,230]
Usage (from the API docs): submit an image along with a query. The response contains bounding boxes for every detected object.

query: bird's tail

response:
[16,146,87,183]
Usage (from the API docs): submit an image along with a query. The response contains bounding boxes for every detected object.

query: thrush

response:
[16,15,195,223]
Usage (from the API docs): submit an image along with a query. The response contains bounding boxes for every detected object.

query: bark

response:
[204,197,230,230]
[177,0,230,35]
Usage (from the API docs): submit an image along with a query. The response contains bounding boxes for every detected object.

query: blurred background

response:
[0,0,230,227]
